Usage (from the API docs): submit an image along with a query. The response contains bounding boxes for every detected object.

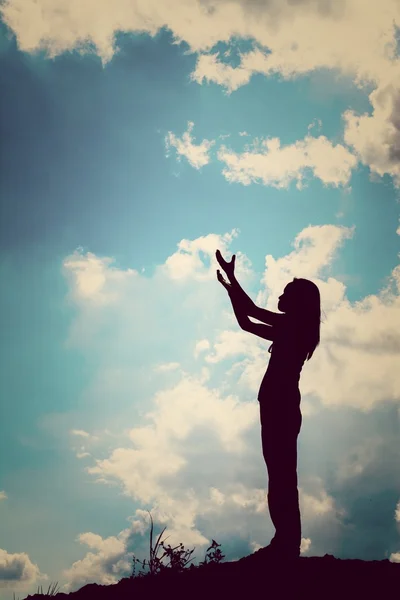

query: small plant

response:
[130,511,224,580]
[199,539,225,566]
[130,511,195,578]
[35,582,60,596]
[11,581,59,600]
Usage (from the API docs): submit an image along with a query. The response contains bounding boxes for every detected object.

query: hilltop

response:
[25,551,399,600]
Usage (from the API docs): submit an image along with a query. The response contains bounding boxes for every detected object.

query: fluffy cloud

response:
[165,122,358,189]
[191,52,253,92]
[70,429,99,441]
[344,84,400,186]
[63,250,138,307]
[85,375,258,502]
[65,368,343,569]
[1,0,396,84]
[155,362,181,372]
[69,429,101,460]
[194,339,210,359]
[162,227,254,284]
[217,134,357,189]
[395,499,400,523]
[259,224,354,309]
[165,121,215,170]
[4,0,400,183]
[0,549,47,592]
[62,529,133,592]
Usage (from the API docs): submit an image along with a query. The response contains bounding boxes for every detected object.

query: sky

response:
[0,0,400,596]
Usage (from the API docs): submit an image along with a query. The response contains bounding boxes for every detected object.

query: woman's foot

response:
[269,535,300,559]
[238,542,279,566]
[238,539,300,566]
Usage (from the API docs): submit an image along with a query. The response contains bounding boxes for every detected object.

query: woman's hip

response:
[260,400,302,437]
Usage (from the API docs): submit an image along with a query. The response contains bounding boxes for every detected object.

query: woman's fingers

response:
[217,269,229,289]
[216,249,235,274]
[216,249,226,268]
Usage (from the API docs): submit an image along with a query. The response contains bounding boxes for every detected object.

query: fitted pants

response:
[259,396,302,554]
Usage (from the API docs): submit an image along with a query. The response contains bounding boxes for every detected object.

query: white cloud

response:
[390,552,400,562]
[2,0,396,87]
[191,52,253,93]
[155,362,181,372]
[300,537,312,554]
[194,339,210,358]
[162,227,253,283]
[302,489,337,517]
[70,429,91,438]
[70,430,100,443]
[165,121,215,170]
[258,224,354,309]
[395,499,400,523]
[217,134,357,189]
[343,84,400,186]
[63,250,138,307]
[204,329,258,364]
[70,429,100,460]
[188,1,400,96]
[335,437,385,482]
[5,0,400,183]
[76,451,91,459]
[86,374,258,502]
[62,529,133,592]
[0,491,7,501]
[0,549,47,592]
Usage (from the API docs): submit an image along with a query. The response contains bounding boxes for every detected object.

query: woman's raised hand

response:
[216,269,232,292]
[216,249,236,280]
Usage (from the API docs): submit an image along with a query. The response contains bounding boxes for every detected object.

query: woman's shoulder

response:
[277,314,307,339]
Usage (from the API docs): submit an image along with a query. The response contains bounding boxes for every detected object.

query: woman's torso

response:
[257,315,308,409]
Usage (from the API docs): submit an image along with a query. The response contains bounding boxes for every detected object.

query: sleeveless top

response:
[257,315,308,405]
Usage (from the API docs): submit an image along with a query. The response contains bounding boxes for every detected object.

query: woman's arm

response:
[227,286,251,330]
[228,273,256,313]
[215,249,282,327]
[229,274,282,327]
[228,288,275,341]
[250,303,283,327]
[217,270,275,341]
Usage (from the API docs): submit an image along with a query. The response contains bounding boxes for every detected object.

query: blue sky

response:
[0,1,400,596]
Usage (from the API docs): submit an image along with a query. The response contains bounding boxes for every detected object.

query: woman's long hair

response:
[289,278,321,361]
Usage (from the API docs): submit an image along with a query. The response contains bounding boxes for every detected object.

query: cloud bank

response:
[3,0,400,184]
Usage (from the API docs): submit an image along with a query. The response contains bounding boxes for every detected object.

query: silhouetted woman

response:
[216,249,321,561]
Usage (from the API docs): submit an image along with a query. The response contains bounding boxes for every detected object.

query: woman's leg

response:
[260,404,302,556]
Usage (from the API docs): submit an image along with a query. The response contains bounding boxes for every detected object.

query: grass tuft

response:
[130,510,225,580]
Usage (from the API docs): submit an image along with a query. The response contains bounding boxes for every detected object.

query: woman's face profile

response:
[278,283,295,313]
